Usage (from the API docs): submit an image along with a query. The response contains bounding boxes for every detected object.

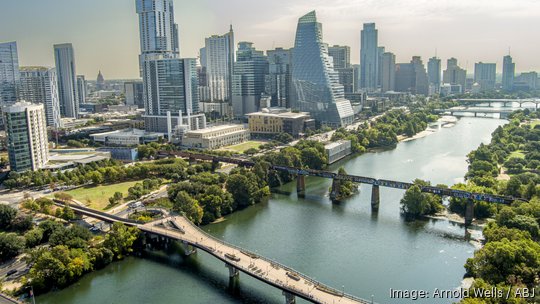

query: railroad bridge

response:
[169,151,520,225]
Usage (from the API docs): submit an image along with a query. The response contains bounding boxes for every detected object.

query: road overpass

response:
[55,201,373,304]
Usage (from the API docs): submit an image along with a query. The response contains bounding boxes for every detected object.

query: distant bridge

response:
[55,201,373,304]
[456,98,540,108]
[167,152,521,225]
[435,107,516,118]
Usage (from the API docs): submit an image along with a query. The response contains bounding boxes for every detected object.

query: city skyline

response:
[1,0,540,79]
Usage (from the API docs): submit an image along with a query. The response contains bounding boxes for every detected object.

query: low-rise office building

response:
[182,124,250,149]
[246,108,314,138]
[91,128,163,146]
[325,140,352,164]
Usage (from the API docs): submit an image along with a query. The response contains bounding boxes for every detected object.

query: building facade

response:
[0,41,20,105]
[427,57,441,94]
[265,48,291,108]
[76,75,86,104]
[291,11,354,127]
[4,101,49,172]
[502,55,515,92]
[201,26,235,103]
[54,43,79,118]
[247,108,314,138]
[474,62,497,92]
[124,81,144,108]
[232,42,268,117]
[19,67,62,128]
[360,23,378,91]
[395,57,428,95]
[380,52,396,93]
[182,124,250,149]
[442,58,466,93]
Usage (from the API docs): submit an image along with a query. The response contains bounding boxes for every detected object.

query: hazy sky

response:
[1,0,539,79]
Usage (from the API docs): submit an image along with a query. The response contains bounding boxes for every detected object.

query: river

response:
[37,117,507,304]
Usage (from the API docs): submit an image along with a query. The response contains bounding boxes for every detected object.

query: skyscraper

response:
[202,26,235,102]
[19,67,62,128]
[76,75,86,105]
[265,48,291,108]
[3,101,49,172]
[380,52,396,93]
[142,58,200,132]
[328,45,354,94]
[502,55,515,92]
[54,43,79,118]
[232,42,268,117]
[0,41,20,105]
[135,0,179,70]
[360,23,378,91]
[442,58,467,93]
[474,62,497,92]
[427,57,441,94]
[291,11,354,127]
[395,56,428,95]
[124,81,144,108]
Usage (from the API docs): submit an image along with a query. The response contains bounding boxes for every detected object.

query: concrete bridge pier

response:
[296,175,306,197]
[465,199,474,226]
[330,178,341,202]
[226,264,239,278]
[282,291,296,304]
[371,185,380,211]
[181,241,197,256]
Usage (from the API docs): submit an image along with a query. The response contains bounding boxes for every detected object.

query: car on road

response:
[6,269,17,277]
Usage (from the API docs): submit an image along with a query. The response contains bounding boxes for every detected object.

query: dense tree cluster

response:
[0,205,35,262]
[4,158,192,190]
[332,108,438,154]
[399,180,445,217]
[460,110,540,302]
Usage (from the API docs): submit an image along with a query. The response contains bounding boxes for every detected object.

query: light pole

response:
[371,294,374,304]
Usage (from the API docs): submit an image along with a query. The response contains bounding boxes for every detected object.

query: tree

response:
[24,228,44,248]
[0,233,25,262]
[172,191,203,225]
[108,192,123,205]
[0,204,17,229]
[226,174,259,209]
[54,192,73,202]
[400,184,443,217]
[10,214,33,232]
[103,223,140,259]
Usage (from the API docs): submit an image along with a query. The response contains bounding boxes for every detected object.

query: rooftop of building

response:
[2,101,44,113]
[91,128,164,138]
[324,140,351,150]
[186,124,246,134]
[246,108,311,119]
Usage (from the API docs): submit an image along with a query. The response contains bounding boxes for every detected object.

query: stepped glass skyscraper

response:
[291,11,354,127]
[360,23,378,91]
[54,43,79,118]
[0,41,20,105]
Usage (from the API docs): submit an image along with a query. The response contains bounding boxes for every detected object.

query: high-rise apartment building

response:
[360,23,378,91]
[265,48,291,108]
[442,58,467,93]
[142,58,200,132]
[380,52,396,93]
[3,101,49,172]
[474,62,497,92]
[201,27,235,102]
[502,55,515,92]
[135,0,179,70]
[0,42,20,105]
[54,43,79,118]
[232,42,268,117]
[291,11,354,127]
[19,67,62,128]
[427,57,441,94]
[76,75,86,104]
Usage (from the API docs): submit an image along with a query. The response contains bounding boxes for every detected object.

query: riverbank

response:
[399,116,458,143]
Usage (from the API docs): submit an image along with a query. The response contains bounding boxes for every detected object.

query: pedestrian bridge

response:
[54,201,373,304]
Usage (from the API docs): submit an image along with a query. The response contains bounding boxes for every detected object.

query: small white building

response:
[325,140,352,164]
[91,128,163,146]
[182,124,250,149]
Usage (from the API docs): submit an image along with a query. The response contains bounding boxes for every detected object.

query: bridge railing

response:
[175,216,372,304]
[53,200,142,225]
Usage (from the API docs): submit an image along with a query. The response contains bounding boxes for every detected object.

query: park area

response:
[52,180,141,210]
[220,140,266,153]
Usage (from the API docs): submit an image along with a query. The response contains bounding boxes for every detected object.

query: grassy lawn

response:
[220,141,266,153]
[57,180,142,210]
[530,120,540,129]
[508,150,526,160]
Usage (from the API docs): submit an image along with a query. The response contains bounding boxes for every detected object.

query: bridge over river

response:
[167,151,521,225]
[54,201,373,304]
